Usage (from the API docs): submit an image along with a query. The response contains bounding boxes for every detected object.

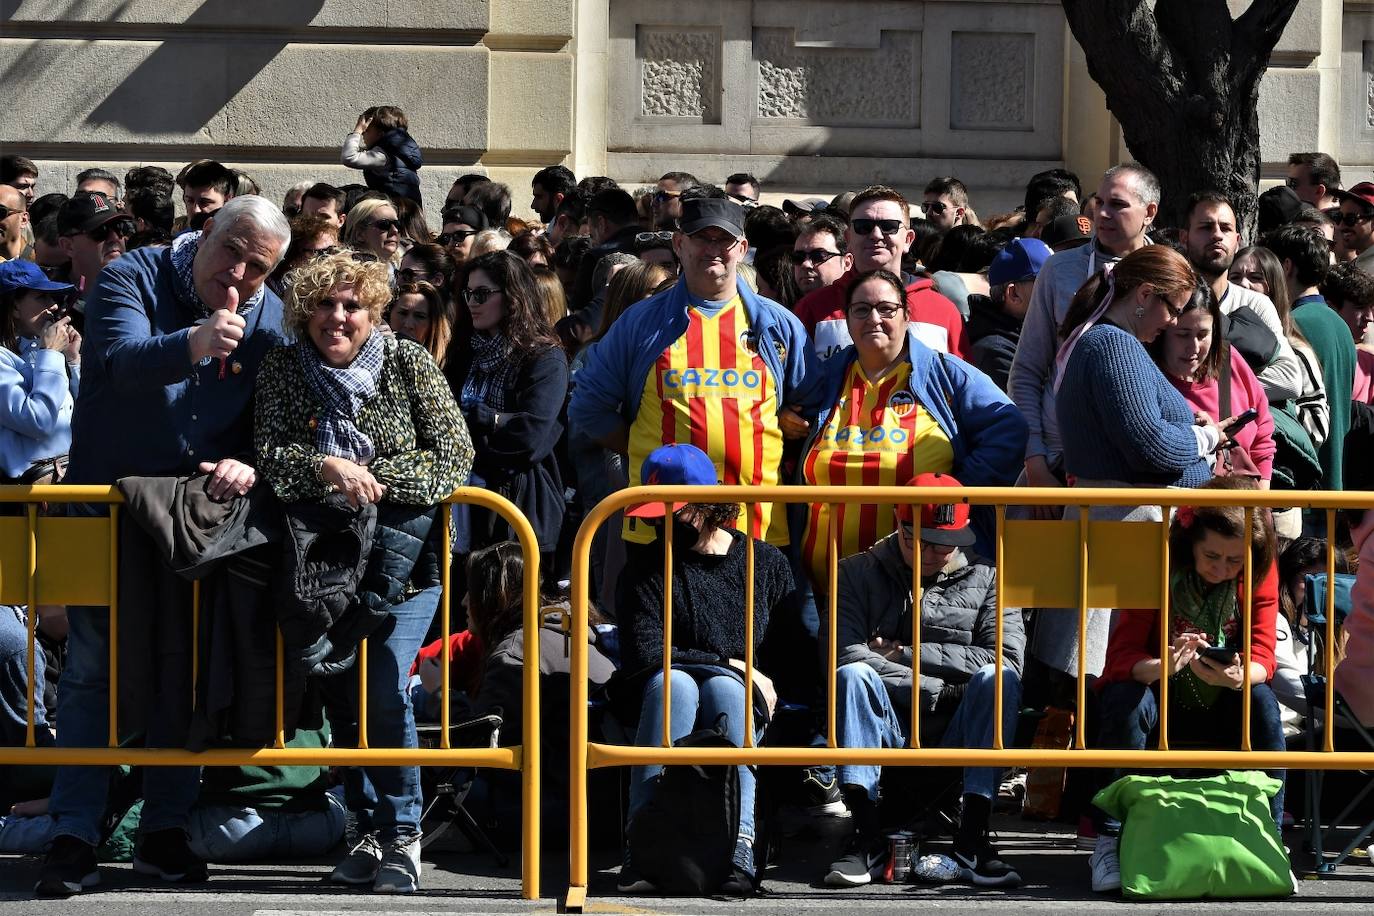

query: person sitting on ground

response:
[341,106,423,206]
[1090,478,1285,893]
[614,444,793,896]
[819,473,1023,889]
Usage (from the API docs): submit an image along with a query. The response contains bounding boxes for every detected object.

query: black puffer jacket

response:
[364,128,424,205]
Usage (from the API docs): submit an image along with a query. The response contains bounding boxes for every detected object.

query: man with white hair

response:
[36,195,290,898]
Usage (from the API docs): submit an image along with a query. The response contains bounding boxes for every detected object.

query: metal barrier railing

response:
[0,484,542,900]
[565,485,1374,909]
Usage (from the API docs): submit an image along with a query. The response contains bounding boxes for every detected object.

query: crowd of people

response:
[0,126,1372,900]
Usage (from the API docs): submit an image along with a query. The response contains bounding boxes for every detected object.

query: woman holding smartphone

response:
[1149,285,1275,486]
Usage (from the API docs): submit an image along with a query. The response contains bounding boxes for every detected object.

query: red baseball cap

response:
[894,472,975,547]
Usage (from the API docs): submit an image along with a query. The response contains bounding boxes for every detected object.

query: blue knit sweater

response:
[1055,324,1209,487]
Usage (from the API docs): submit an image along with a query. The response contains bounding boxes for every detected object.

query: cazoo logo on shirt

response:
[822,424,911,451]
[662,367,763,398]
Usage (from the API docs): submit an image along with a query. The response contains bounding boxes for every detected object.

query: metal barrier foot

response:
[561,885,587,912]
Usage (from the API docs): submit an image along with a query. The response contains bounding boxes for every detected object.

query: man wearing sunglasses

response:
[0,185,29,264]
[793,185,967,362]
[791,213,850,295]
[1286,152,1342,211]
[652,171,698,230]
[922,177,973,232]
[56,192,132,305]
[1332,181,1374,273]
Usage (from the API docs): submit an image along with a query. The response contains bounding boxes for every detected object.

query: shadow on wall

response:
[0,0,326,136]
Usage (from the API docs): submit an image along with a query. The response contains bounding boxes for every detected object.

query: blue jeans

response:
[627,665,758,841]
[834,662,1022,802]
[0,791,346,861]
[47,604,201,847]
[0,604,46,746]
[1095,679,1287,828]
[323,586,438,843]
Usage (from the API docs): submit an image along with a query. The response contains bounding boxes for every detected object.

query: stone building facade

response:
[1,0,1370,220]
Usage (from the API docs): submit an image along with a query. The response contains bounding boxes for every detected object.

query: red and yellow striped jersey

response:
[801,359,953,585]
[625,297,785,545]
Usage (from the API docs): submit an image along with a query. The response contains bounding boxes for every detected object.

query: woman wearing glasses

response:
[255,250,472,893]
[798,269,1026,587]
[457,251,569,567]
[342,197,403,265]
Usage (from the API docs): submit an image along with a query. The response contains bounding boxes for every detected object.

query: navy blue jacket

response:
[365,128,424,205]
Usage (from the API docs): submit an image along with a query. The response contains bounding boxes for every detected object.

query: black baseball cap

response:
[679,197,744,237]
[57,191,126,236]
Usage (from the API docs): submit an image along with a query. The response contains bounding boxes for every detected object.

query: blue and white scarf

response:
[170,230,267,319]
[296,329,385,463]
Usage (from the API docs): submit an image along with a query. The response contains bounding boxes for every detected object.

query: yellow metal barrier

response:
[566,484,1374,909]
[0,484,542,900]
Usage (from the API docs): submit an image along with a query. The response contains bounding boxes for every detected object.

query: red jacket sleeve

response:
[409,630,487,695]
[1240,560,1279,680]
[1100,608,1160,685]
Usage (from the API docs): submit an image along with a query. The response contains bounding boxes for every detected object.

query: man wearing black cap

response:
[1333,181,1374,273]
[57,191,133,302]
[819,473,1023,889]
[570,192,819,550]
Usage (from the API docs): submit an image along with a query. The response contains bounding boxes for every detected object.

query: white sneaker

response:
[374,834,422,894]
[1089,834,1121,893]
[329,834,382,885]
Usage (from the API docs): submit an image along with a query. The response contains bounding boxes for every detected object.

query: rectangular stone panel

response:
[949,31,1034,131]
[0,39,488,151]
[488,51,574,154]
[754,27,920,127]
[0,0,489,31]
[637,26,722,122]
[1257,66,1322,164]
[489,0,575,40]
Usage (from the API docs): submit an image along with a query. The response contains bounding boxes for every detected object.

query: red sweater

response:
[410,629,486,696]
[793,270,968,362]
[1099,561,1279,686]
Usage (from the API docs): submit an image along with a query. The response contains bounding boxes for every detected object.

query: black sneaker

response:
[718,836,757,896]
[823,831,887,887]
[616,849,656,893]
[34,835,99,898]
[132,828,208,883]
[953,838,1021,888]
[801,767,848,817]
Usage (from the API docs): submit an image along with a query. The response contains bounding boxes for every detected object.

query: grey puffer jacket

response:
[822,534,1024,712]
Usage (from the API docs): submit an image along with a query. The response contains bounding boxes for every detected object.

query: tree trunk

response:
[1060,0,1300,239]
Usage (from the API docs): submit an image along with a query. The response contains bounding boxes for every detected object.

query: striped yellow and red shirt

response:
[625,297,785,545]
[802,359,953,585]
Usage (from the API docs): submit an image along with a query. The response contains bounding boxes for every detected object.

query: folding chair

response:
[416,712,508,866]
[1297,572,1374,873]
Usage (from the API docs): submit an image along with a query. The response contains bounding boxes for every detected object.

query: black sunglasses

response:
[0,204,13,222]
[850,217,904,237]
[397,267,438,284]
[74,218,135,243]
[924,201,949,215]
[1336,211,1373,228]
[789,248,841,266]
[368,218,402,234]
[462,286,501,305]
[437,229,479,245]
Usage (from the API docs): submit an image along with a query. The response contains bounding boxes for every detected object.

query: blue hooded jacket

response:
[568,274,823,445]
[799,331,1028,555]
[365,128,424,206]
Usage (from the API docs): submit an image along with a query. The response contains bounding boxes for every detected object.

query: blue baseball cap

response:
[988,237,1052,287]
[626,444,719,518]
[0,259,75,295]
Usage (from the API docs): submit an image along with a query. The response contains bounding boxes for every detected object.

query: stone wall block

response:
[489,0,575,39]
[488,51,574,153]
[1257,66,1322,164]
[1,1,489,31]
[949,31,1034,130]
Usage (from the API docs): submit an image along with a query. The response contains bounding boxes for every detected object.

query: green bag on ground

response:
[1093,771,1295,899]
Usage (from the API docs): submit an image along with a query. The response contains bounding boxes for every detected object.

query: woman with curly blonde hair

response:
[254,249,473,894]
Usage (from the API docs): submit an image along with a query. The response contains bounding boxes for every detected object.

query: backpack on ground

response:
[627,716,743,895]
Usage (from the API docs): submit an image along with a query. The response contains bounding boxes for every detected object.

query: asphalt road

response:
[3,815,1373,915]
